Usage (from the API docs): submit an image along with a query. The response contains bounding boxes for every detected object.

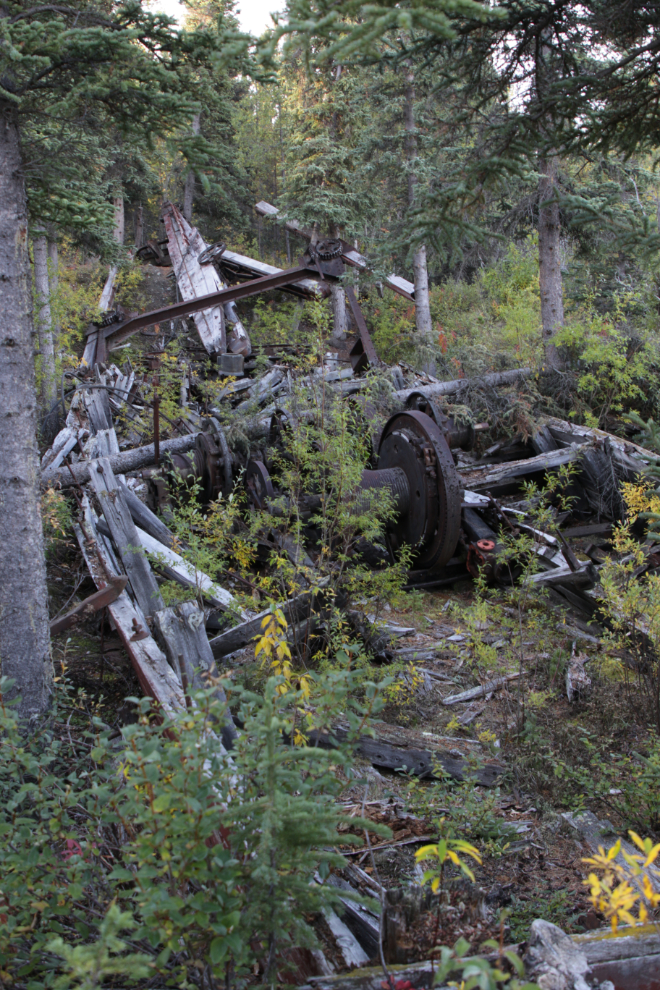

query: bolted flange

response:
[371,410,462,571]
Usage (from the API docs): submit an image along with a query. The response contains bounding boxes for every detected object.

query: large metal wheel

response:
[377,410,462,571]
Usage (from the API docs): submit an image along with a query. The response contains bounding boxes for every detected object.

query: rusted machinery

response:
[142,408,465,575]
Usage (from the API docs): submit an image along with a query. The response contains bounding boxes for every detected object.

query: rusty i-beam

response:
[86,264,331,364]
[86,259,381,370]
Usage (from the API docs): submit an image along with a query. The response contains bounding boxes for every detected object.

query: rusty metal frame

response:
[89,264,335,361]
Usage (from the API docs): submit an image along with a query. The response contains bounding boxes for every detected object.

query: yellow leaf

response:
[415,844,438,862]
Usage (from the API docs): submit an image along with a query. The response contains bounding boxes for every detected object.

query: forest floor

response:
[45,527,650,962]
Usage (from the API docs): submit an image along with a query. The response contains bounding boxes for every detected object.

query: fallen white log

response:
[42,432,198,487]
[442,672,521,705]
[394,368,532,404]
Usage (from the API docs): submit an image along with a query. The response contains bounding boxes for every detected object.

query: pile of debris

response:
[41,198,660,723]
[38,200,660,983]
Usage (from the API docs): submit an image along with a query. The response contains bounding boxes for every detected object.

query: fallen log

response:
[441,672,521,706]
[310,727,504,785]
[42,433,198,488]
[529,561,598,589]
[208,592,315,659]
[463,445,583,495]
[49,576,127,636]
[394,367,532,404]
[574,924,660,989]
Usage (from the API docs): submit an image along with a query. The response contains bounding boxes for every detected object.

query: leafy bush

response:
[0,664,386,989]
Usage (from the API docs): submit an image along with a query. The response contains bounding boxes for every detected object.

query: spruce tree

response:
[0,0,249,716]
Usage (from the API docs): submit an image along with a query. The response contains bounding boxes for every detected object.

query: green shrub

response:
[0,666,387,988]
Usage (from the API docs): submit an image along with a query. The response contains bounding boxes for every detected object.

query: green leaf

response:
[209,937,227,964]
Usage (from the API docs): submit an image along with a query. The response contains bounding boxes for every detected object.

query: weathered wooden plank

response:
[529,561,598,589]
[41,426,83,472]
[163,204,253,357]
[88,457,164,618]
[119,481,177,548]
[84,427,126,484]
[73,518,183,716]
[153,602,237,749]
[162,201,227,355]
[219,247,322,298]
[134,525,241,612]
[305,960,435,990]
[322,909,370,969]
[84,387,112,433]
[208,593,313,659]
[50,576,127,636]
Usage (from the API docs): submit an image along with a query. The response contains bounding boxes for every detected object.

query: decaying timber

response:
[44,433,199,488]
[162,201,227,356]
[74,510,184,716]
[88,457,164,619]
[50,576,127,636]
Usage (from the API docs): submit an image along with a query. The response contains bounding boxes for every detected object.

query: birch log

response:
[33,230,57,406]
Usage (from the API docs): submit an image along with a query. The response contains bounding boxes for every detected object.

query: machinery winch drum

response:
[359,410,463,571]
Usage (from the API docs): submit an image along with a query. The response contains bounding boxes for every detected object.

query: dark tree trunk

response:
[538,154,564,370]
[0,106,52,717]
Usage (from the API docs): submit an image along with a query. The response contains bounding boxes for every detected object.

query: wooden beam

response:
[73,516,183,716]
[88,457,164,618]
[50,576,127,636]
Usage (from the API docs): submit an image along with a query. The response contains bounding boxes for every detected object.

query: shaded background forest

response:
[36,0,660,438]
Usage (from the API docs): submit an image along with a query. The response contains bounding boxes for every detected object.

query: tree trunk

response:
[330,283,348,339]
[538,155,564,370]
[183,114,200,223]
[112,195,125,245]
[412,244,432,338]
[47,234,59,353]
[404,70,433,341]
[32,231,57,407]
[135,204,144,247]
[0,107,52,718]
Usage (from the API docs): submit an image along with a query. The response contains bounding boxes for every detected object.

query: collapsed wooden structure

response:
[39,199,660,983]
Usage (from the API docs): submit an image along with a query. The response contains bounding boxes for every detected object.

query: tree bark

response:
[183,114,200,223]
[32,231,57,407]
[404,70,433,341]
[112,195,125,245]
[412,244,432,337]
[538,155,564,370]
[135,204,144,248]
[0,106,52,717]
[47,234,59,353]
